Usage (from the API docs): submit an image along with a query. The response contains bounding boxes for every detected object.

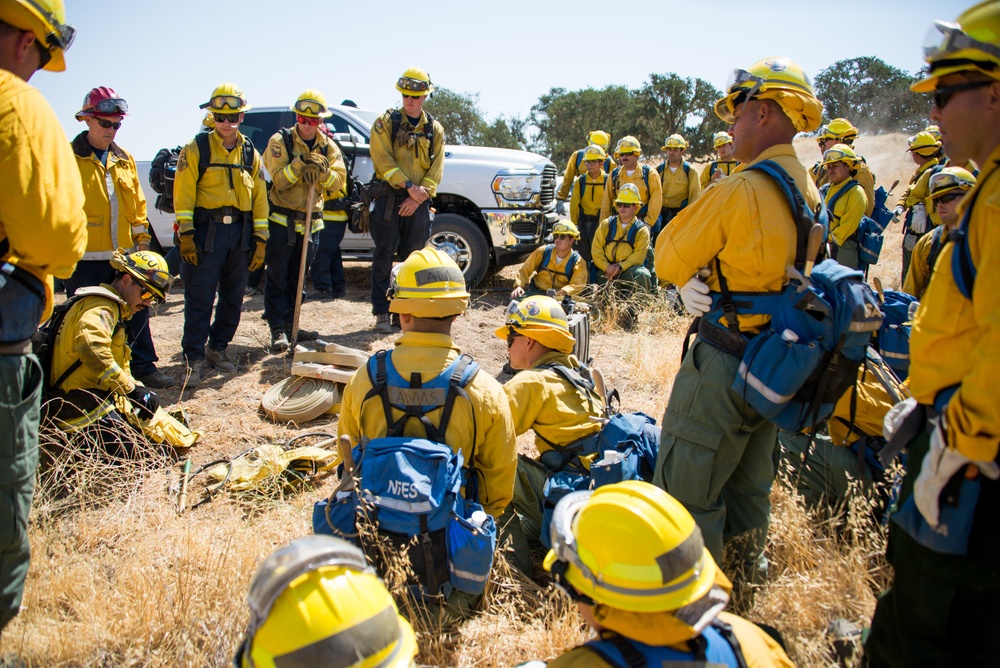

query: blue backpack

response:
[872,184,895,229]
[583,623,746,668]
[312,351,496,598]
[873,289,918,381]
[826,179,884,267]
[533,363,660,548]
[705,161,883,433]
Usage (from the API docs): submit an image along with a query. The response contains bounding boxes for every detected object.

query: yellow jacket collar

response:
[530,350,578,370]
[71,131,127,161]
[746,143,797,166]
[394,331,459,352]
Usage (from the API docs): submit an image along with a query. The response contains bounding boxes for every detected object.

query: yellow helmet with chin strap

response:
[581,144,607,162]
[924,124,942,141]
[587,130,610,149]
[388,248,470,318]
[551,220,580,239]
[543,481,720,613]
[110,249,172,303]
[913,1,1000,93]
[826,117,858,143]
[200,82,251,112]
[615,136,642,156]
[712,131,733,148]
[0,0,75,72]
[615,183,643,206]
[929,166,977,199]
[396,66,433,97]
[237,535,418,668]
[494,296,575,354]
[908,131,942,156]
[291,89,332,118]
[661,134,688,150]
[715,56,823,133]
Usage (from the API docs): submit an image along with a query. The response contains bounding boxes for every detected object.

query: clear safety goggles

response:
[397,76,431,93]
[90,97,128,115]
[293,98,327,116]
[24,0,76,51]
[616,140,640,154]
[822,147,855,164]
[724,68,765,101]
[504,299,526,328]
[203,94,246,110]
[923,20,1000,63]
[929,170,976,196]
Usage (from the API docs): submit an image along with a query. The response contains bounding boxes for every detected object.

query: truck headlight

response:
[492,173,541,202]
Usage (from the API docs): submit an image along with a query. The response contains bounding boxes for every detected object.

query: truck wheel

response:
[428,213,489,288]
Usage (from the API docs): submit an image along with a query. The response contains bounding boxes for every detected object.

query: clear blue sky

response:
[34,0,969,160]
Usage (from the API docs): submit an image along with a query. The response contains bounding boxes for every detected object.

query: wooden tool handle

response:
[290,187,318,347]
[804,223,825,277]
[873,276,885,302]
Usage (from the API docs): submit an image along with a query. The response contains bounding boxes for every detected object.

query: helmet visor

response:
[504,299,524,328]
[923,20,1000,63]
[293,98,327,116]
[203,95,246,110]
[397,76,430,93]
[24,0,76,51]
[929,169,975,196]
[725,67,764,98]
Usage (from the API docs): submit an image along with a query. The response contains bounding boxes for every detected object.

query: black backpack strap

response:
[611,166,621,192]
[363,350,396,433]
[281,127,295,163]
[195,132,211,182]
[708,618,750,668]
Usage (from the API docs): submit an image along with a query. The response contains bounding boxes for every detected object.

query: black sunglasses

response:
[96,118,122,130]
[932,80,994,109]
[506,331,522,348]
[213,112,241,124]
[402,94,422,100]
[936,192,964,204]
[34,41,51,69]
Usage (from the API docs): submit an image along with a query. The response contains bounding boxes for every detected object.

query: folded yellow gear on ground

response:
[116,396,201,448]
[201,443,340,492]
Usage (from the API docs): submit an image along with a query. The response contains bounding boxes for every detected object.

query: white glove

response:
[679,275,712,316]
[910,203,929,235]
[914,413,1000,529]
[883,397,919,441]
[555,200,567,216]
[890,206,903,226]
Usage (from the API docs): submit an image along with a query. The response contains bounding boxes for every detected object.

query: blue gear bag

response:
[873,289,917,381]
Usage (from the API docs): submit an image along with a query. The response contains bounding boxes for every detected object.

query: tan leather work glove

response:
[301,163,321,186]
[248,238,266,271]
[179,233,199,266]
[310,152,329,173]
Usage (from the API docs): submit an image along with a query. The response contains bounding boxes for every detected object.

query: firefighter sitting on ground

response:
[511,221,588,301]
[494,296,605,555]
[569,144,610,271]
[903,166,977,299]
[519,481,793,667]
[591,183,653,330]
[701,131,740,190]
[821,144,869,271]
[234,535,418,668]
[556,130,613,215]
[45,250,171,457]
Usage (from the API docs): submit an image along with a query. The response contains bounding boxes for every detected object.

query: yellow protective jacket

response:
[51,284,135,397]
[515,244,588,297]
[658,161,702,210]
[337,331,516,516]
[599,165,663,227]
[909,144,1000,463]
[904,226,952,299]
[71,132,150,260]
[827,366,897,447]
[825,179,868,246]
[557,149,613,201]
[265,126,346,233]
[173,130,270,239]
[700,160,740,189]
[323,179,350,223]
[569,171,607,223]
[655,144,824,334]
[0,71,87,321]
[503,350,603,456]
[370,108,445,195]
[910,166,944,229]
[855,159,877,217]
[592,216,649,273]
[545,612,793,668]
[898,157,941,210]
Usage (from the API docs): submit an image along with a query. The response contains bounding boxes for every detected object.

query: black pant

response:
[369,193,431,315]
[263,221,309,331]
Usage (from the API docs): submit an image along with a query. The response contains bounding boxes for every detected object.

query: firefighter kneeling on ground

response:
[511,221,589,301]
[494,296,605,568]
[591,183,652,331]
[235,534,418,668]
[517,481,793,667]
[44,250,170,458]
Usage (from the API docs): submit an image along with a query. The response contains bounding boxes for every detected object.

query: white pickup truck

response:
[136,103,559,287]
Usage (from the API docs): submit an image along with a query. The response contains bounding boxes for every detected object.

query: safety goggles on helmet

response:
[923,20,1000,65]
[88,97,128,115]
[724,68,765,105]
[23,0,76,51]
[397,76,431,93]
[202,94,246,111]
[551,221,580,239]
[929,169,977,198]
[822,147,856,165]
[504,298,569,330]
[293,98,327,116]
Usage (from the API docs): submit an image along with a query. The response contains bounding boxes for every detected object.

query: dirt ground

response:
[1,133,917,667]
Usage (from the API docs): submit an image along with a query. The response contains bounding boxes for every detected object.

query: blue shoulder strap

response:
[575,149,584,170]
[744,159,828,268]
[540,245,554,274]
[826,179,860,219]
[951,190,978,299]
[584,624,744,668]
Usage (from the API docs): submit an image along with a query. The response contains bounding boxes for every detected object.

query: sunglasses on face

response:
[936,193,964,204]
[205,95,246,110]
[96,118,122,130]
[506,331,522,348]
[553,234,573,240]
[616,203,637,209]
[213,113,241,124]
[932,80,994,109]
[402,94,422,100]
[296,114,321,127]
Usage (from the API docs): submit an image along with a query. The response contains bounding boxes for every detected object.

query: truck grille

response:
[510,220,541,238]
[540,165,557,206]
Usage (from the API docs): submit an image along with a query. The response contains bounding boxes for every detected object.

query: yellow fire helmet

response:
[588,130,611,149]
[551,220,581,239]
[661,133,688,150]
[238,535,418,668]
[615,183,643,206]
[395,66,433,97]
[712,131,733,148]
[821,144,859,168]
[202,112,216,129]
[615,136,642,156]
[924,124,942,141]
[929,166,978,199]
[913,1,1000,93]
[291,89,332,118]
[388,247,470,318]
[544,481,719,613]
[0,0,75,72]
[826,117,859,142]
[495,296,575,354]
[581,144,608,162]
[715,56,823,133]
[908,131,943,156]
[110,249,172,303]
[200,82,252,112]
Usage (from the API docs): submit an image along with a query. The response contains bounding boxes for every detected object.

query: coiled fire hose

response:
[261,376,338,424]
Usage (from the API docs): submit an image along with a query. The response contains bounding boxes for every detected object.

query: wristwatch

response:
[405,180,413,189]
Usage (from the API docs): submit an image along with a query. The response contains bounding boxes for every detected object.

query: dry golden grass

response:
[0,134,919,667]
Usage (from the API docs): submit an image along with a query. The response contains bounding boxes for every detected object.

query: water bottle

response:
[469,510,488,529]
